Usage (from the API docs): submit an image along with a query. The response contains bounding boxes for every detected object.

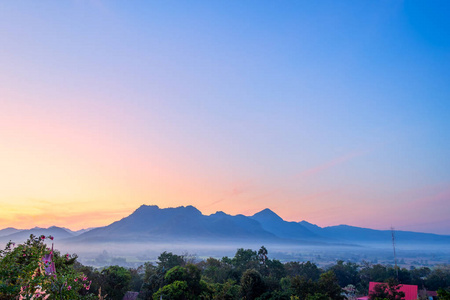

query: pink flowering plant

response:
[0,235,96,299]
[46,272,94,300]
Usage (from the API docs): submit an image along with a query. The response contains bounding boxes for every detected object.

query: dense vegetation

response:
[1,236,449,299]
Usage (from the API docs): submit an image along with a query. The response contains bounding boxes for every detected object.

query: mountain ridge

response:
[67,205,450,246]
[1,205,449,246]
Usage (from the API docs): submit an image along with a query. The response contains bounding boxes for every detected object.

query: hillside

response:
[2,205,450,247]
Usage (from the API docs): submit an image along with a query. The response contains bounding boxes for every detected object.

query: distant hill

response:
[68,205,450,247]
[0,227,23,237]
[73,205,279,243]
[250,209,323,241]
[318,225,450,245]
[2,205,450,247]
[61,227,96,236]
[0,226,74,244]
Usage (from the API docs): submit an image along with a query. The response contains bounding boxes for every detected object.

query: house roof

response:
[369,282,418,300]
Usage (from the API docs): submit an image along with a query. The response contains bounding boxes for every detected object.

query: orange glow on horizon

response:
[1,94,448,235]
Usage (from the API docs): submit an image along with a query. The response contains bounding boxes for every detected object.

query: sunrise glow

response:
[1,1,449,235]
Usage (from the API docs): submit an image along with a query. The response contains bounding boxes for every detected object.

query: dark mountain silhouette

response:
[250,209,323,241]
[2,205,449,247]
[73,205,278,243]
[249,211,450,245]
[70,205,450,246]
[318,225,450,245]
[61,227,96,236]
[298,220,324,234]
[0,226,74,244]
[0,227,23,237]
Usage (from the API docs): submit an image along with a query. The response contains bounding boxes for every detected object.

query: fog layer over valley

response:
[1,205,449,268]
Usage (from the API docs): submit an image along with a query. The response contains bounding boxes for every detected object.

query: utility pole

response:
[391,226,399,280]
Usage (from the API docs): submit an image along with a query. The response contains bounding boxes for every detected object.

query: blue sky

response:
[0,1,449,234]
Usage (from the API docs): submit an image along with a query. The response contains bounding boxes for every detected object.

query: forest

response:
[1,235,449,300]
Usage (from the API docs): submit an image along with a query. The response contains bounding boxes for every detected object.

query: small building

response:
[358,282,418,300]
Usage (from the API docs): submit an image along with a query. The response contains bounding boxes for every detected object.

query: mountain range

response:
[1,205,449,247]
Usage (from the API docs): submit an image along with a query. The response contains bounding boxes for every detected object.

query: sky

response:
[0,1,449,235]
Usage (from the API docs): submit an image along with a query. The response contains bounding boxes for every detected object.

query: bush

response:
[0,235,95,299]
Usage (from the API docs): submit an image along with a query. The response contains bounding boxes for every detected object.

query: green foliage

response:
[201,257,233,284]
[290,270,344,300]
[258,246,268,267]
[425,265,450,290]
[256,290,291,300]
[153,264,211,299]
[209,280,240,300]
[153,280,189,300]
[0,238,47,296]
[290,276,317,299]
[329,260,360,287]
[157,251,185,272]
[240,269,265,300]
[0,235,95,299]
[368,279,405,300]
[284,261,322,281]
[140,252,186,299]
[305,292,329,300]
[358,263,412,290]
[140,262,161,299]
[4,242,450,300]
[317,270,345,300]
[342,284,357,300]
[73,262,105,297]
[409,267,431,286]
[265,259,286,280]
[360,263,393,285]
[437,288,450,300]
[101,265,131,300]
[165,266,188,283]
[231,248,259,277]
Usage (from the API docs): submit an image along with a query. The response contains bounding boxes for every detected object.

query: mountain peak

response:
[210,211,227,216]
[128,204,203,221]
[31,226,46,230]
[177,205,203,216]
[252,208,283,221]
[41,204,450,246]
[137,204,159,210]
[133,204,160,214]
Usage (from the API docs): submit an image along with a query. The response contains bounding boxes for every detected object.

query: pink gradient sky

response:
[0,1,449,234]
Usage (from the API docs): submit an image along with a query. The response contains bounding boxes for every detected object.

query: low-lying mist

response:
[40,240,450,269]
